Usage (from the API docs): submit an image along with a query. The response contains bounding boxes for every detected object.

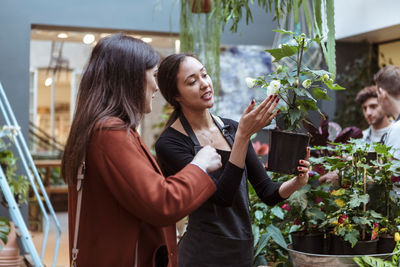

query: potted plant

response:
[282,173,331,254]
[0,128,29,207]
[250,30,345,174]
[315,139,400,255]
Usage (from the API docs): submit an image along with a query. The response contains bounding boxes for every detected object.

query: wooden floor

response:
[31,212,69,267]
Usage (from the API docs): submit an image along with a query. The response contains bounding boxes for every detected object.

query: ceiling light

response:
[57,33,68,39]
[142,37,152,43]
[175,39,181,53]
[45,77,53,87]
[83,34,95,44]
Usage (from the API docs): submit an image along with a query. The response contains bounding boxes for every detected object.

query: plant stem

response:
[362,168,366,240]
[294,39,305,107]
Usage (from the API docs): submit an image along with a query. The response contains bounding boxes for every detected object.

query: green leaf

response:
[254,233,271,257]
[312,88,331,100]
[266,44,298,62]
[353,255,396,267]
[289,109,302,126]
[344,229,360,247]
[349,194,369,208]
[266,224,288,249]
[326,0,337,78]
[255,210,264,220]
[271,206,285,220]
[273,29,295,35]
[323,79,346,90]
[302,0,313,36]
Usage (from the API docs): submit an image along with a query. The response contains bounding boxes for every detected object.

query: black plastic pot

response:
[267,130,310,174]
[291,231,324,254]
[378,235,396,254]
[352,239,379,255]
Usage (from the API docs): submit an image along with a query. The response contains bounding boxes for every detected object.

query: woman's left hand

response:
[295,147,310,187]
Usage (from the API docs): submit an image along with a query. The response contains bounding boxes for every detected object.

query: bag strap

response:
[70,160,86,267]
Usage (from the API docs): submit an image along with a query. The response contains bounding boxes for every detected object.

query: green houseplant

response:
[250,30,344,174]
[314,139,400,255]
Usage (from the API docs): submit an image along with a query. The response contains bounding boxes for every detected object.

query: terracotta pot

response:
[0,222,20,265]
[191,0,212,13]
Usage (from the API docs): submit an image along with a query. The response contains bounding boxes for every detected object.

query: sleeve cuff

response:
[189,162,208,175]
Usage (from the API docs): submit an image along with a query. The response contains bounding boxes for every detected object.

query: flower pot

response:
[191,0,212,13]
[352,239,379,255]
[378,235,396,254]
[291,231,324,254]
[267,130,310,174]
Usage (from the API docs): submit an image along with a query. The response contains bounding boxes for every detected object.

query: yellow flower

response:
[331,188,346,196]
[331,220,339,226]
[380,228,388,233]
[395,232,400,242]
[334,198,345,207]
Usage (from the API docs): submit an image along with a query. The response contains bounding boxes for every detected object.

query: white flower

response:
[245,77,257,88]
[302,79,312,89]
[1,125,20,137]
[267,80,281,96]
[322,74,330,82]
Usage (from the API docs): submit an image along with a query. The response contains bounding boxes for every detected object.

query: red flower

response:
[338,214,348,224]
[293,219,302,225]
[252,141,269,156]
[281,203,291,211]
[314,197,323,204]
[391,175,400,183]
[313,164,325,175]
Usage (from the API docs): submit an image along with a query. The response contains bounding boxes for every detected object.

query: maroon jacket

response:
[68,119,216,266]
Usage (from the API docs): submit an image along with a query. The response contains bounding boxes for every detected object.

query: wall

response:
[335,0,400,40]
[0,0,278,141]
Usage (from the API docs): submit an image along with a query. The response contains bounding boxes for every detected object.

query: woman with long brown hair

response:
[62,35,222,267]
[155,53,310,266]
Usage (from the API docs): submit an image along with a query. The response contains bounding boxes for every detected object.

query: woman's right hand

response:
[192,145,222,173]
[237,95,280,139]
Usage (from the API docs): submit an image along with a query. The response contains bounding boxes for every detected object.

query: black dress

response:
[155,116,284,267]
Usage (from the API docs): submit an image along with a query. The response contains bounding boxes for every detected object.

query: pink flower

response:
[281,203,291,211]
[391,175,400,183]
[308,170,315,177]
[252,141,269,156]
[314,197,323,204]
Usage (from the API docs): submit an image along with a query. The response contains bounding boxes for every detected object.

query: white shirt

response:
[362,124,392,144]
[385,118,400,160]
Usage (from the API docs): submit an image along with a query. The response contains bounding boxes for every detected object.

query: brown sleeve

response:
[89,129,216,227]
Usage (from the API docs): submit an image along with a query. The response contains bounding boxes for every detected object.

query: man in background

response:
[355,85,392,144]
[374,65,400,160]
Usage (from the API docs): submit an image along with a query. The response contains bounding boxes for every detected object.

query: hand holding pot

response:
[295,147,311,186]
[236,95,280,139]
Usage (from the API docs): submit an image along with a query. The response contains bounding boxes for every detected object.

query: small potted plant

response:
[250,30,345,174]
[283,173,331,254]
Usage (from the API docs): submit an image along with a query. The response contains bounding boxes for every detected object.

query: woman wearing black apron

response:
[155,53,311,266]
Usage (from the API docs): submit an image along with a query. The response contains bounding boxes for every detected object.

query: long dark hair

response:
[157,53,197,130]
[62,33,159,184]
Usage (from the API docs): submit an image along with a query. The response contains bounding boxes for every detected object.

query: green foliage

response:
[314,139,400,247]
[353,241,400,267]
[0,218,10,249]
[254,32,344,131]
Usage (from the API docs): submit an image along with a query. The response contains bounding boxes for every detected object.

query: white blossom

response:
[302,79,312,89]
[267,80,281,96]
[245,77,257,88]
[322,74,330,82]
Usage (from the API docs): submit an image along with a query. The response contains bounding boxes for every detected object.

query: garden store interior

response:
[1,0,400,266]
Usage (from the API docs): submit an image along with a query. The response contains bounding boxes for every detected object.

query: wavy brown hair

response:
[62,34,159,184]
[157,53,197,130]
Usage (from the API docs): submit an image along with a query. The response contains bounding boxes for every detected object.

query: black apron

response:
[178,113,253,267]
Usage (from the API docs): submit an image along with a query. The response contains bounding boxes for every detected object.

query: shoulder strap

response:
[70,160,86,267]
[179,113,201,147]
[211,115,234,148]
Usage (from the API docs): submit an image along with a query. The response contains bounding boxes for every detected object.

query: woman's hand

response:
[295,147,311,187]
[236,95,280,139]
